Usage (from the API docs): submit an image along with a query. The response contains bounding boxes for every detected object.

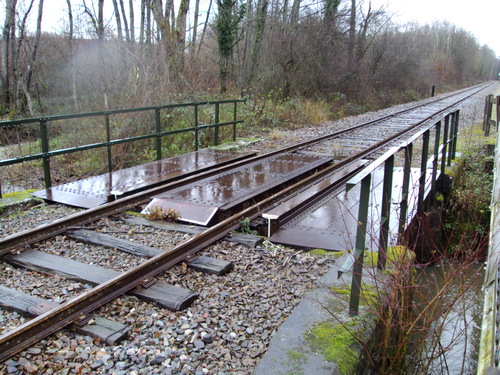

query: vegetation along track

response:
[0,82,493,362]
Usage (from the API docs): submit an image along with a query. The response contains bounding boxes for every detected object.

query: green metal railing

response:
[0,99,245,190]
[345,110,459,316]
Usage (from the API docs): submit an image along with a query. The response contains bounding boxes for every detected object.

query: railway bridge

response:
[0,83,499,373]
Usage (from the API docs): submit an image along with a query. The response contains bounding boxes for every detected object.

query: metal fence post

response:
[377,155,394,271]
[155,108,162,161]
[105,114,113,173]
[441,115,449,175]
[214,102,220,146]
[430,121,441,205]
[447,114,454,166]
[233,101,237,142]
[194,104,199,151]
[451,110,459,160]
[349,173,372,316]
[40,119,52,188]
[398,143,413,240]
[418,130,430,213]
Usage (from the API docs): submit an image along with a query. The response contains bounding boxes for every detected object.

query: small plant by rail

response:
[145,206,180,222]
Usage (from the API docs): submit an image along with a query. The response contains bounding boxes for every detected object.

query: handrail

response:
[0,99,245,189]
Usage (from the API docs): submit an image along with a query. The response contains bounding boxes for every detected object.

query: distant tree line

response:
[1,0,498,117]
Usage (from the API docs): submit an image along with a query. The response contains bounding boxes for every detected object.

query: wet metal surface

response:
[145,152,332,225]
[269,167,432,251]
[33,149,254,208]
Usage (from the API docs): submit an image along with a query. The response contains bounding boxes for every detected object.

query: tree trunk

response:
[247,0,269,84]
[197,0,212,60]
[191,0,200,59]
[129,0,135,43]
[14,0,37,112]
[175,0,190,75]
[66,0,78,111]
[140,0,145,43]
[324,0,340,25]
[290,0,300,27]
[97,0,109,109]
[23,0,44,116]
[119,0,130,42]
[112,0,123,40]
[216,0,235,93]
[347,0,356,69]
[1,0,17,109]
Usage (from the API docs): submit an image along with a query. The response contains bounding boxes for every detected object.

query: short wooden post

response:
[484,94,494,135]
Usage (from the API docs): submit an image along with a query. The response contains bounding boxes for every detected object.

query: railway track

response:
[0,82,493,364]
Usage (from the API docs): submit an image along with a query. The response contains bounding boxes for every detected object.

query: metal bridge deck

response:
[33,149,255,208]
[269,167,431,251]
[144,152,333,226]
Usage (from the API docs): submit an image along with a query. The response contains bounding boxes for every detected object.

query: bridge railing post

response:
[398,143,413,240]
[155,107,162,161]
[430,120,441,205]
[40,119,52,189]
[349,173,372,316]
[377,155,394,271]
[418,130,430,214]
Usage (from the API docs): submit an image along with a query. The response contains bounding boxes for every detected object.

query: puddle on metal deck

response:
[32,149,254,208]
[144,152,332,225]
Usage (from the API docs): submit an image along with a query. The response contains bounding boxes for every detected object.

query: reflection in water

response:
[411,262,483,374]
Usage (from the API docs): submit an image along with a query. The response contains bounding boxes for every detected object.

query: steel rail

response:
[0,82,492,360]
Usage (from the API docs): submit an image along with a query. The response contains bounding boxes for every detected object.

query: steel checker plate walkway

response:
[33,149,254,208]
[269,167,433,251]
[145,152,333,226]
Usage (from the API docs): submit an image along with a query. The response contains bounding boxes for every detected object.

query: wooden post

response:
[484,95,493,134]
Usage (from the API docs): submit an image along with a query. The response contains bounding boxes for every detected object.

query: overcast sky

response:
[372,0,500,56]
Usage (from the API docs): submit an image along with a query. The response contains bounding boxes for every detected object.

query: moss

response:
[0,189,39,207]
[286,349,305,362]
[330,283,379,306]
[363,246,415,269]
[308,249,345,258]
[305,321,358,375]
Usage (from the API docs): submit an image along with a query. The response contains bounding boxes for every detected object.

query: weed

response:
[238,217,259,235]
[145,206,180,222]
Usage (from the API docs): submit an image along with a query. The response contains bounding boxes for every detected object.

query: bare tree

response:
[22,0,45,115]
[112,0,124,40]
[1,0,18,109]
[66,0,79,110]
